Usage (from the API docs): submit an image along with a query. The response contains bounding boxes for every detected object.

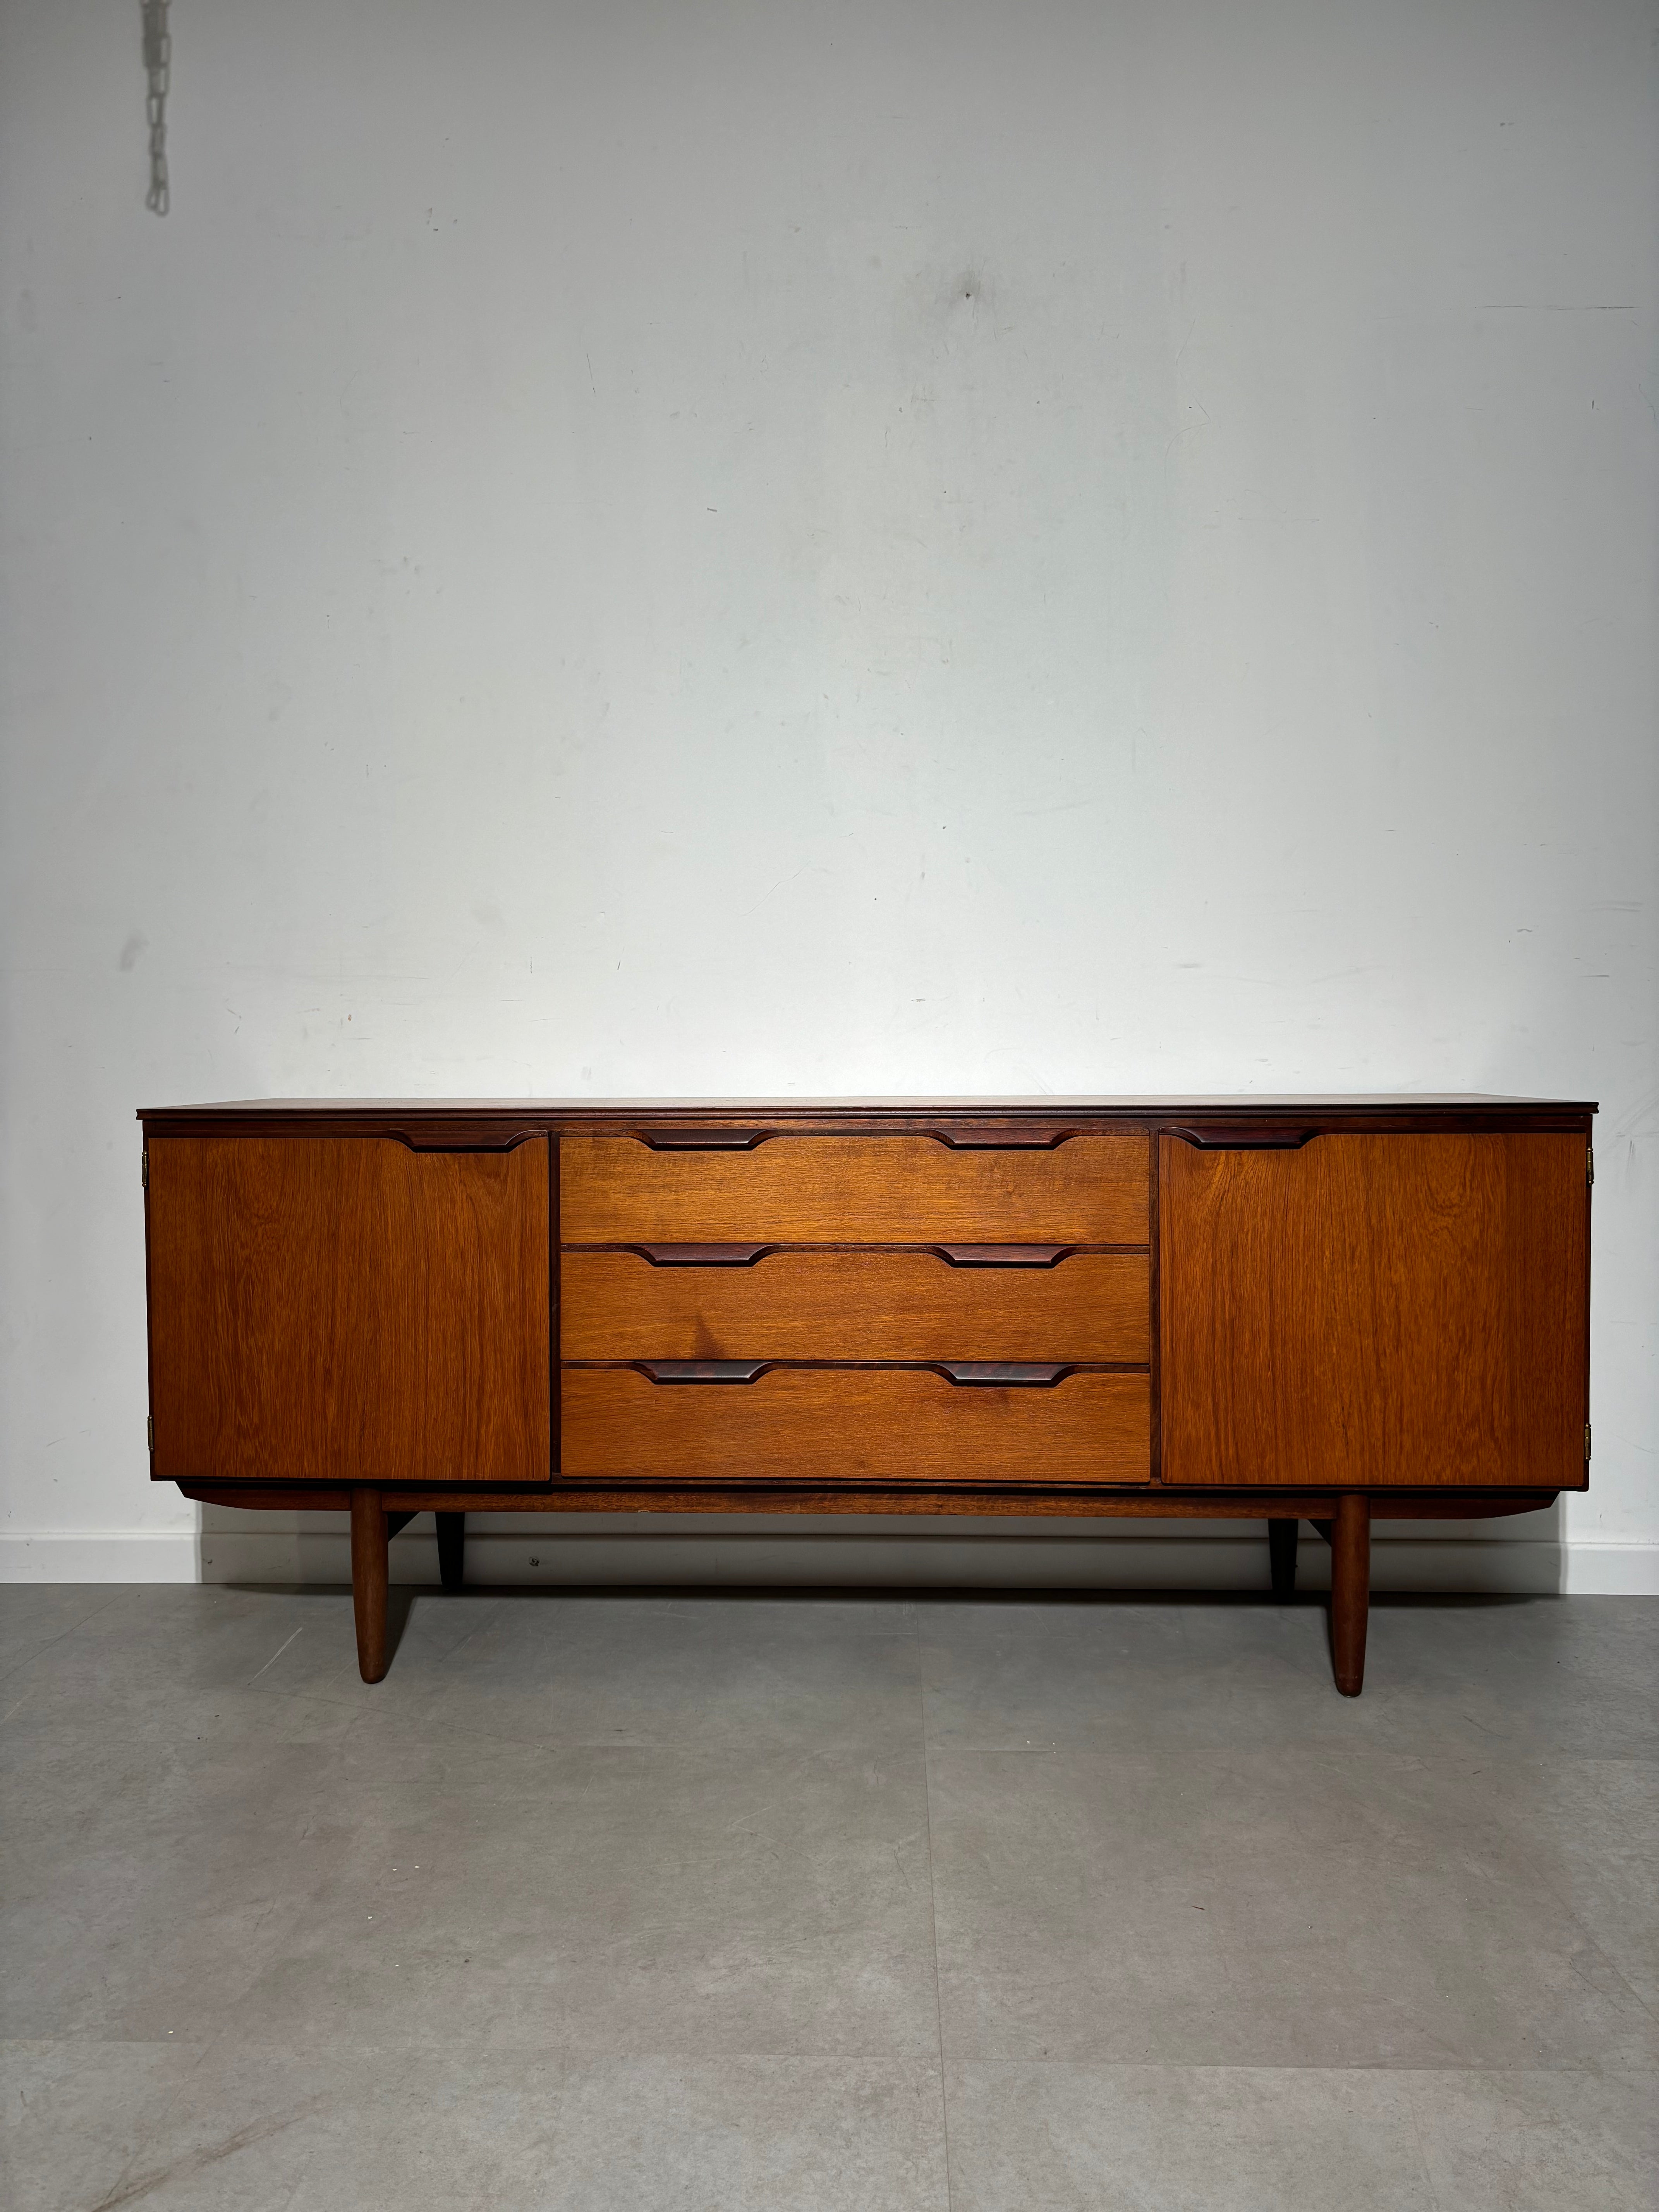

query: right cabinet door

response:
[1159,1132,1588,1487]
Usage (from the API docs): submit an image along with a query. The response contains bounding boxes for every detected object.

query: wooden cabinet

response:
[139,1096,1594,1694]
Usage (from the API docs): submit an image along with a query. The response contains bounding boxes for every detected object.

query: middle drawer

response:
[561,1249,1150,1364]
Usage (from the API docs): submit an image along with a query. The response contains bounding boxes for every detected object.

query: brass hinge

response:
[147,1415,154,1453]
[1587,1144,1594,1186]
[141,1149,149,1190]
[1585,1422,1592,1462]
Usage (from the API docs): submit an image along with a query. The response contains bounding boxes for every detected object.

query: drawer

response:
[560,1365,1151,1484]
[561,1249,1150,1363]
[559,1132,1149,1245]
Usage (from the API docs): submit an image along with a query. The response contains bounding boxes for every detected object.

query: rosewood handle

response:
[398,1129,547,1152]
[641,1130,770,1151]
[635,1360,769,1384]
[630,1244,774,1266]
[615,1244,1080,1267]
[625,1360,1078,1386]
[934,1362,1075,1387]
[934,1245,1076,1268]
[1168,1127,1318,1151]
[932,1131,1073,1150]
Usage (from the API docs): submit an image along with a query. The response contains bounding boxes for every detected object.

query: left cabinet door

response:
[146,1136,552,1484]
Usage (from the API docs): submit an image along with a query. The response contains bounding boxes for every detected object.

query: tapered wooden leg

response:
[350,1486,390,1683]
[436,1511,465,1593]
[1267,1518,1298,1600]
[1329,1494,1370,1696]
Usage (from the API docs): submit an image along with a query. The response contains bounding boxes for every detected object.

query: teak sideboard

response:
[138,1096,1595,1694]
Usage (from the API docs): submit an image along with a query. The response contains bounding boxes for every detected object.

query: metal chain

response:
[142,0,170,215]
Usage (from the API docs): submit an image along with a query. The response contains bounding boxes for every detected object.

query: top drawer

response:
[560,1131,1149,1245]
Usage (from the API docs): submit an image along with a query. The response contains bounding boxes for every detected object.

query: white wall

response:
[2,0,1654,1591]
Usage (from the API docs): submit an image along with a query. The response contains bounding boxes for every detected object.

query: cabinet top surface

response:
[139,1093,1596,1117]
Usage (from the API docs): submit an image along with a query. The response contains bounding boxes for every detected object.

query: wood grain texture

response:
[147,1136,551,1483]
[559,1249,1150,1363]
[558,1132,1150,1244]
[178,1480,1562,1518]
[559,1366,1152,1485]
[1159,1132,1589,1487]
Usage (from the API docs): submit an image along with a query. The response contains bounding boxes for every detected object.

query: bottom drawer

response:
[560,1366,1151,1485]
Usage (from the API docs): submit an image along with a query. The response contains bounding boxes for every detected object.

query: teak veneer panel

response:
[560,1249,1151,1364]
[147,1136,551,1484]
[1159,1131,1589,1488]
[560,1366,1152,1485]
[559,1132,1149,1245]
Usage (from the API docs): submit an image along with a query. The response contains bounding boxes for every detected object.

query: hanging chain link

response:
[142,0,170,214]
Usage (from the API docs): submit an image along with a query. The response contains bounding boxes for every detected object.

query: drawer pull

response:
[637,1360,768,1384]
[1170,1127,1317,1151]
[936,1362,1074,1387]
[641,1130,769,1151]
[625,1359,1078,1386]
[933,1131,1073,1150]
[631,1243,772,1266]
[611,1243,1082,1269]
[934,1244,1075,1268]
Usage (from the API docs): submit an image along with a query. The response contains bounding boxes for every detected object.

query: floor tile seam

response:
[72,2032,224,2212]
[937,2057,1659,2079]
[311,1729,937,1767]
[459,1599,923,1629]
[916,1675,956,2212]
[1461,1819,1659,2024]
[917,1740,1481,1769]
[934,2054,1659,2078]
[120,2038,955,2067]
[0,1592,129,1690]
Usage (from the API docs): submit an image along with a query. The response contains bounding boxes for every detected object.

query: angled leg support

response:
[436,1511,466,1592]
[1267,1518,1298,1600]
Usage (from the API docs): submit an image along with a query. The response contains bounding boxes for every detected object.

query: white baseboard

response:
[1563,1540,1659,1596]
[0,1531,201,1582]
[2,1525,1654,1595]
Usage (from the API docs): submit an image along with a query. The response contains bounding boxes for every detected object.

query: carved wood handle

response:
[934,1362,1075,1386]
[1168,1127,1318,1151]
[640,1130,770,1151]
[615,1244,1080,1267]
[932,1131,1074,1150]
[628,1360,1078,1386]
[635,1360,768,1384]
[630,1244,773,1266]
[933,1245,1076,1267]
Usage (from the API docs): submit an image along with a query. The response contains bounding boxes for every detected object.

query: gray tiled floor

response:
[1,1585,1654,2209]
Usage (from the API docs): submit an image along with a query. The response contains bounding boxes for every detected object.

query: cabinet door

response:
[1159,1133,1588,1487]
[148,1137,551,1483]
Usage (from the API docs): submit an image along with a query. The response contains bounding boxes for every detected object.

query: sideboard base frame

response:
[179,1481,1560,1692]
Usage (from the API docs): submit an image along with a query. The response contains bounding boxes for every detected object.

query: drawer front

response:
[560,1366,1151,1484]
[561,1249,1149,1363]
[560,1132,1149,1245]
